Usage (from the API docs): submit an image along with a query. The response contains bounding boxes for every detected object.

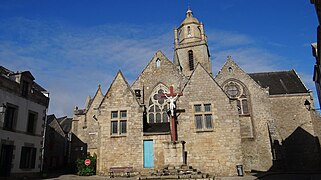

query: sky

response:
[0,0,319,117]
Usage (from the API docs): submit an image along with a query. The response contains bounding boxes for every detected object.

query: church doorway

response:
[0,144,13,177]
[143,140,154,168]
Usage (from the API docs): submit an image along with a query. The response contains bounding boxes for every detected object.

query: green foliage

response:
[76,155,96,176]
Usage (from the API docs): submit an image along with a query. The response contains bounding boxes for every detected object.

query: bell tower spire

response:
[173,7,212,76]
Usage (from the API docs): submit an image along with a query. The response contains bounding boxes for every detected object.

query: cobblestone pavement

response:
[3,173,321,180]
[40,173,321,180]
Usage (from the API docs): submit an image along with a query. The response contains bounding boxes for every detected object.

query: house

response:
[0,66,49,178]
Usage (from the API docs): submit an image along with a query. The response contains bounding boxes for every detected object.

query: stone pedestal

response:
[163,141,185,167]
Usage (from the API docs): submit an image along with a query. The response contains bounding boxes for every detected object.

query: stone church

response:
[72,8,321,176]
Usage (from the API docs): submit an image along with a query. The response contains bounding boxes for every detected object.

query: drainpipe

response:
[40,92,50,173]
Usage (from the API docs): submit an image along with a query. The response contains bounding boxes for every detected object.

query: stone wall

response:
[72,87,103,156]
[97,71,144,175]
[215,59,273,172]
[177,64,243,176]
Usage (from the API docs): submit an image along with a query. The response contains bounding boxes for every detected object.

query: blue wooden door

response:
[143,140,154,168]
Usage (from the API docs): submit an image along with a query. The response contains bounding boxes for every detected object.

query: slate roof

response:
[248,70,308,95]
[47,114,56,124]
[144,122,170,133]
[57,116,73,133]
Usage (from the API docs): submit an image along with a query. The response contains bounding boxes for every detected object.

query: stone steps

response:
[138,164,215,180]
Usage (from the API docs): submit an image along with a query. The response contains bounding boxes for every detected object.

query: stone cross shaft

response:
[161,86,183,142]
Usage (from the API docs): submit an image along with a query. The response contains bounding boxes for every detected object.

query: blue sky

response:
[0,0,318,117]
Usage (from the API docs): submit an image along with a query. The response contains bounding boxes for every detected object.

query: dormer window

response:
[156,58,161,68]
[22,80,29,97]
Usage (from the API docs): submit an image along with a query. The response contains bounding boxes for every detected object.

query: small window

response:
[27,111,37,134]
[4,104,18,131]
[194,104,201,112]
[205,114,212,129]
[120,111,127,119]
[195,115,203,129]
[156,59,161,68]
[20,147,36,169]
[21,81,29,97]
[111,121,118,134]
[193,103,213,131]
[111,111,118,119]
[204,104,211,112]
[111,110,128,136]
[187,26,191,37]
[120,120,127,134]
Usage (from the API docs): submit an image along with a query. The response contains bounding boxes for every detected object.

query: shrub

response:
[76,155,96,176]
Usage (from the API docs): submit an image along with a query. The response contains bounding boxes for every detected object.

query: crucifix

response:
[161,85,183,142]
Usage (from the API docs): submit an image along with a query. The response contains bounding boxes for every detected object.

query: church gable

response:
[131,50,187,105]
[178,63,242,175]
[101,70,138,107]
[215,57,266,92]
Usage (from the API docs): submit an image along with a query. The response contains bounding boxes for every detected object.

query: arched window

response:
[223,81,250,116]
[188,50,194,71]
[156,58,161,68]
[147,84,169,123]
[187,26,191,37]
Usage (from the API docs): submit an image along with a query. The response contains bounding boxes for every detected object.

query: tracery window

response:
[188,50,194,71]
[147,84,169,123]
[223,81,250,116]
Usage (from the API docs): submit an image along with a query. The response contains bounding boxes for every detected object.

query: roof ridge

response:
[248,69,294,75]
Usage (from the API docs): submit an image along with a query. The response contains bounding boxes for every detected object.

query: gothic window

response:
[194,103,213,130]
[156,58,161,68]
[147,84,169,123]
[224,81,250,116]
[110,110,127,135]
[188,50,194,71]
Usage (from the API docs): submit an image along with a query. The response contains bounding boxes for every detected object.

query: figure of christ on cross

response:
[161,85,183,142]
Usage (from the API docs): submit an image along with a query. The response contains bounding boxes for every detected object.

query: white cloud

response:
[0,18,173,117]
[0,17,315,117]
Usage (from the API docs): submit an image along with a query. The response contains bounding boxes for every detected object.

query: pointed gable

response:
[131,50,188,105]
[182,63,228,100]
[215,57,266,91]
[100,70,138,108]
[87,84,104,110]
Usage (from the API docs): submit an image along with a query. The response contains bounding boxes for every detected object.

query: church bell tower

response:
[174,8,212,76]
